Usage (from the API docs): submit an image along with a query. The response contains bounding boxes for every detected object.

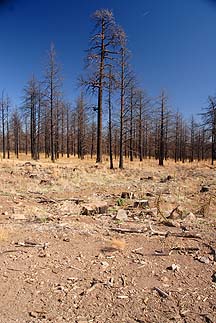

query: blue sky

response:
[0,0,216,117]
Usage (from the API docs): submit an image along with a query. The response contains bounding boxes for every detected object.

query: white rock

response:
[115,209,128,221]
[11,214,26,220]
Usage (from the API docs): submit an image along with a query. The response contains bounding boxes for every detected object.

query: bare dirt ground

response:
[0,156,216,323]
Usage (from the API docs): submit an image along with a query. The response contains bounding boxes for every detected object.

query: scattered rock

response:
[39,179,53,185]
[81,205,94,216]
[63,237,70,242]
[101,261,109,270]
[160,175,172,183]
[146,192,154,197]
[134,200,149,208]
[73,167,80,172]
[115,209,128,221]
[10,214,26,220]
[29,173,38,179]
[29,312,37,318]
[212,272,216,283]
[121,192,134,199]
[29,311,46,319]
[166,264,180,272]
[200,186,209,193]
[184,212,196,222]
[98,204,108,214]
[24,162,37,168]
[194,256,210,264]
[81,202,108,216]
[140,176,153,181]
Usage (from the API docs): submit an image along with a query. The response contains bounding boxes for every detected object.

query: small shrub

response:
[117,198,124,206]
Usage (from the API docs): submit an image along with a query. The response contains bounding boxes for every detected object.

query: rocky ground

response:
[0,157,216,323]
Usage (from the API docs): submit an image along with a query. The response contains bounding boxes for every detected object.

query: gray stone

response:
[185,212,196,222]
[11,214,26,220]
[115,209,128,221]
[134,200,149,208]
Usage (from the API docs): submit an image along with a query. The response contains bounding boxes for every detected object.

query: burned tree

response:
[23,76,40,160]
[107,67,114,169]
[5,96,10,159]
[119,42,130,169]
[44,43,62,162]
[201,96,216,165]
[1,91,6,158]
[83,9,125,163]
[137,90,150,162]
[158,91,166,166]
[189,115,196,162]
[76,94,86,160]
[11,110,21,158]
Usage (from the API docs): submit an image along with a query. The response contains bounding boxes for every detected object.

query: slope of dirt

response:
[0,158,216,323]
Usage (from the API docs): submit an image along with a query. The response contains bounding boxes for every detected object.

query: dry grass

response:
[0,228,9,242]
[110,238,126,250]
[0,152,215,170]
[1,154,216,219]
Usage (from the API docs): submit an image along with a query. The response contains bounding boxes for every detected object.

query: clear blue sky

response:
[1,0,216,118]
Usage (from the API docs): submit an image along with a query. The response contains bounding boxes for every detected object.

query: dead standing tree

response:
[159,91,167,166]
[118,42,131,169]
[201,96,216,165]
[107,66,114,169]
[136,89,150,162]
[1,91,6,158]
[44,43,62,162]
[11,109,21,158]
[83,9,124,163]
[76,94,86,160]
[119,45,125,169]
[129,83,136,162]
[190,115,195,162]
[23,76,40,160]
[0,92,11,159]
[5,95,10,158]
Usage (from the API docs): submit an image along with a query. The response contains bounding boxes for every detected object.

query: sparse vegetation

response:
[0,228,9,242]
[0,157,215,322]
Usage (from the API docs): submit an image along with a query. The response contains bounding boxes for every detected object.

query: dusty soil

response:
[0,157,216,323]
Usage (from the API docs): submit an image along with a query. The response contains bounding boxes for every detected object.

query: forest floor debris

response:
[0,157,216,323]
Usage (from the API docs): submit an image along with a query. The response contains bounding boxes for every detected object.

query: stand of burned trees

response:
[0,9,213,165]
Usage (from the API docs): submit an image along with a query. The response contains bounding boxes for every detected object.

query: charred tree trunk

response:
[96,17,105,163]
[129,86,134,162]
[1,92,6,159]
[6,98,10,159]
[108,68,114,169]
[119,46,125,169]
[66,106,70,158]
[159,92,165,166]
[138,91,143,162]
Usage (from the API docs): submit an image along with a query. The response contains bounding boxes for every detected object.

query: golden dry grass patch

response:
[0,227,10,242]
[110,238,126,251]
